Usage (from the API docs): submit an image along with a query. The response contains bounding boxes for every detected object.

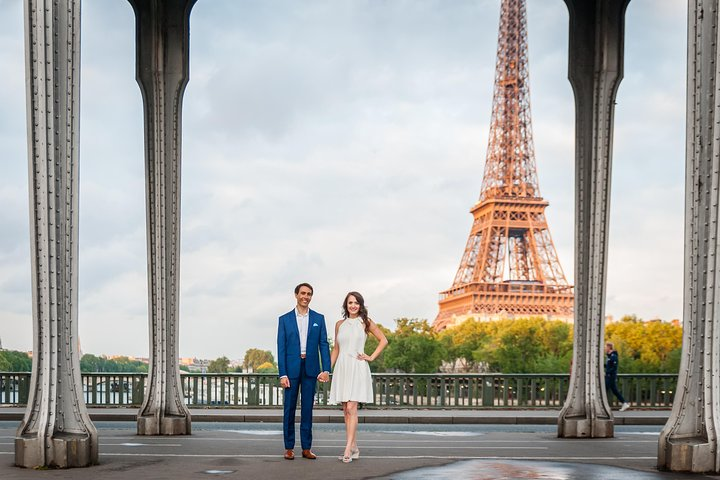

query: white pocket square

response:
[313,323,319,327]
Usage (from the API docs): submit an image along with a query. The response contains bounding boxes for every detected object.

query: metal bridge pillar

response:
[658,0,720,473]
[15,0,98,468]
[128,0,196,436]
[557,0,630,439]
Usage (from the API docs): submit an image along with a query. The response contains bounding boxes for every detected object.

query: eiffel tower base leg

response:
[15,434,95,469]
[558,417,613,438]
[137,415,191,436]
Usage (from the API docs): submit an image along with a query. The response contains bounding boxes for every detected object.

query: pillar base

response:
[15,433,97,468]
[558,416,613,438]
[137,414,191,435]
[660,437,716,473]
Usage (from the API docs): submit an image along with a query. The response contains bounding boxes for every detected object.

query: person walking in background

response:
[277,283,331,460]
[605,342,630,412]
[329,291,388,463]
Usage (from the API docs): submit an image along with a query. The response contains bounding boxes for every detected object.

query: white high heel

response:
[351,448,360,459]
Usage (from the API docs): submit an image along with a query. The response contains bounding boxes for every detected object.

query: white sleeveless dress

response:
[329,317,374,404]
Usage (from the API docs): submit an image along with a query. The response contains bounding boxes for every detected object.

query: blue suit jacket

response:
[277,309,331,379]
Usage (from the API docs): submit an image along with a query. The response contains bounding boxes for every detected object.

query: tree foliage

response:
[242,349,275,372]
[3,315,681,375]
[207,356,230,373]
[256,361,277,373]
[0,350,32,372]
[383,318,445,373]
[79,354,148,373]
[438,318,491,372]
[364,323,393,372]
[439,318,573,373]
[437,315,681,374]
[606,315,683,373]
[476,318,573,373]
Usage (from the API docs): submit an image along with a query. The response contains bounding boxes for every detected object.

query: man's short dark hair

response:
[294,283,314,295]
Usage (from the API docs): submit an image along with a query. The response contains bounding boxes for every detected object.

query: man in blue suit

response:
[277,283,331,460]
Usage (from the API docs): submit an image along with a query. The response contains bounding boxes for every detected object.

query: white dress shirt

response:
[296,308,309,355]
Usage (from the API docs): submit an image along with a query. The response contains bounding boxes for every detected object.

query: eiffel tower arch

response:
[434,0,573,331]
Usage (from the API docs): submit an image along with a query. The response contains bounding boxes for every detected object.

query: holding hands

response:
[280,372,329,389]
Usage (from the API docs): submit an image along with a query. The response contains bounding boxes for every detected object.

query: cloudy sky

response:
[0,0,686,360]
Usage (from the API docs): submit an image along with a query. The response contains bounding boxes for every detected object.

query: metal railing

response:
[0,372,677,409]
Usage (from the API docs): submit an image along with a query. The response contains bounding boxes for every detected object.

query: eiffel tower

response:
[434,0,573,331]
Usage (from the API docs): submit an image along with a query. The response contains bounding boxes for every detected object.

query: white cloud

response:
[0,0,687,359]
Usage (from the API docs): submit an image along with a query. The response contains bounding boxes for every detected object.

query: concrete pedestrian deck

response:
[0,406,671,424]
[3,408,718,479]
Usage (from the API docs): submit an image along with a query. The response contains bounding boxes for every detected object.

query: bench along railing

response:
[0,372,677,409]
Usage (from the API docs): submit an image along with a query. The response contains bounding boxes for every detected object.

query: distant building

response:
[179,357,196,366]
[106,354,149,364]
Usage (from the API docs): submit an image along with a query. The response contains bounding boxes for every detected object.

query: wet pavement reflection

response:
[391,459,710,480]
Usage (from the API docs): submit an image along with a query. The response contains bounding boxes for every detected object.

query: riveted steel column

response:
[128,0,196,435]
[558,0,629,439]
[658,0,720,472]
[15,0,98,468]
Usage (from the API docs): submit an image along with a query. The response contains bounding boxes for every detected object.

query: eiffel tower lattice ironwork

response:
[434,0,573,331]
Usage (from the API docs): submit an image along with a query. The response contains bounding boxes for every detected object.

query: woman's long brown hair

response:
[342,291,370,333]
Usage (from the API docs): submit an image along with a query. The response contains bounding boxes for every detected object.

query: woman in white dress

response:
[329,291,388,463]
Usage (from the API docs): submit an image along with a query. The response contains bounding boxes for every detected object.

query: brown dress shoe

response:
[302,449,317,459]
[284,449,294,460]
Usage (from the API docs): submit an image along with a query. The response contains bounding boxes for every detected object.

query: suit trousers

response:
[283,358,317,450]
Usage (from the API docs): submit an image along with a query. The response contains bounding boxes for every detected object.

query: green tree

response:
[110,356,148,373]
[438,318,492,372]
[606,316,682,373]
[242,349,275,372]
[207,356,230,373]
[478,318,543,373]
[0,350,32,372]
[383,318,445,373]
[472,318,573,373]
[662,347,682,373]
[80,354,104,372]
[80,354,148,373]
[363,323,392,372]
